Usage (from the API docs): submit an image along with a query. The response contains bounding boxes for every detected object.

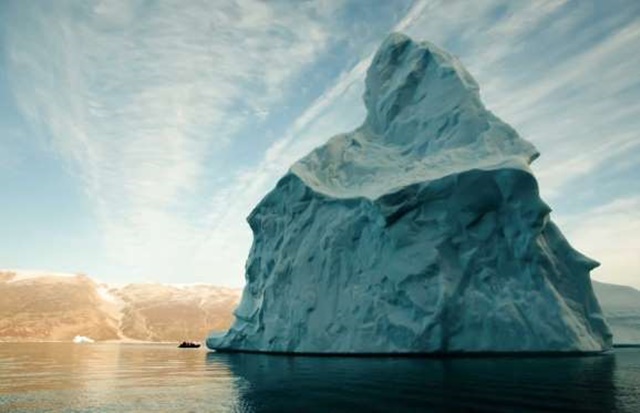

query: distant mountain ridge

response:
[592,281,640,345]
[0,270,637,345]
[0,270,241,343]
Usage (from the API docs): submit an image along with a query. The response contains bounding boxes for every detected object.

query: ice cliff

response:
[208,33,612,353]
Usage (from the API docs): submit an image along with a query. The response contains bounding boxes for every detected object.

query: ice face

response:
[207,33,612,354]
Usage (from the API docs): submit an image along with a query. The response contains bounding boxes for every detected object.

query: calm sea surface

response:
[1,343,639,412]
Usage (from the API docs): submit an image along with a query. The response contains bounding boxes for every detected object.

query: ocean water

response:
[1,343,639,412]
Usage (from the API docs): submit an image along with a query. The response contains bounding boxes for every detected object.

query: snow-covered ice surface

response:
[208,33,612,354]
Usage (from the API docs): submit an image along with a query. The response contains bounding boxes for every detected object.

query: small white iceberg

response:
[72,335,95,344]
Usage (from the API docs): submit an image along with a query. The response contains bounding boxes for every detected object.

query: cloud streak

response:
[3,0,639,287]
[4,0,346,283]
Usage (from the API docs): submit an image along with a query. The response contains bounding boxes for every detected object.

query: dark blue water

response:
[1,343,639,412]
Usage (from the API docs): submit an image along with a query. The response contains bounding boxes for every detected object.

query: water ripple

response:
[0,344,639,412]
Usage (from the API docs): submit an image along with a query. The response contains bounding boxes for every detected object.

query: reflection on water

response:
[0,343,241,412]
[210,352,625,412]
[1,343,640,412]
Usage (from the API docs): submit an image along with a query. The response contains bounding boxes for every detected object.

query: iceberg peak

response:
[364,32,480,134]
[291,34,538,200]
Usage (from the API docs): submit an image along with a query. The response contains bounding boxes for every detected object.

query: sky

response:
[0,0,638,288]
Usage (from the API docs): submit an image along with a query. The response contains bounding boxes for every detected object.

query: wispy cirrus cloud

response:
[199,0,640,287]
[3,0,638,288]
[4,0,349,283]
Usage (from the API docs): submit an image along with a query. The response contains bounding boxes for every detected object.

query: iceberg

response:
[208,33,612,354]
[73,335,95,344]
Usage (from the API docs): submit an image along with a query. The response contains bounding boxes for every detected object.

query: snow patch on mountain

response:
[2,269,80,283]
